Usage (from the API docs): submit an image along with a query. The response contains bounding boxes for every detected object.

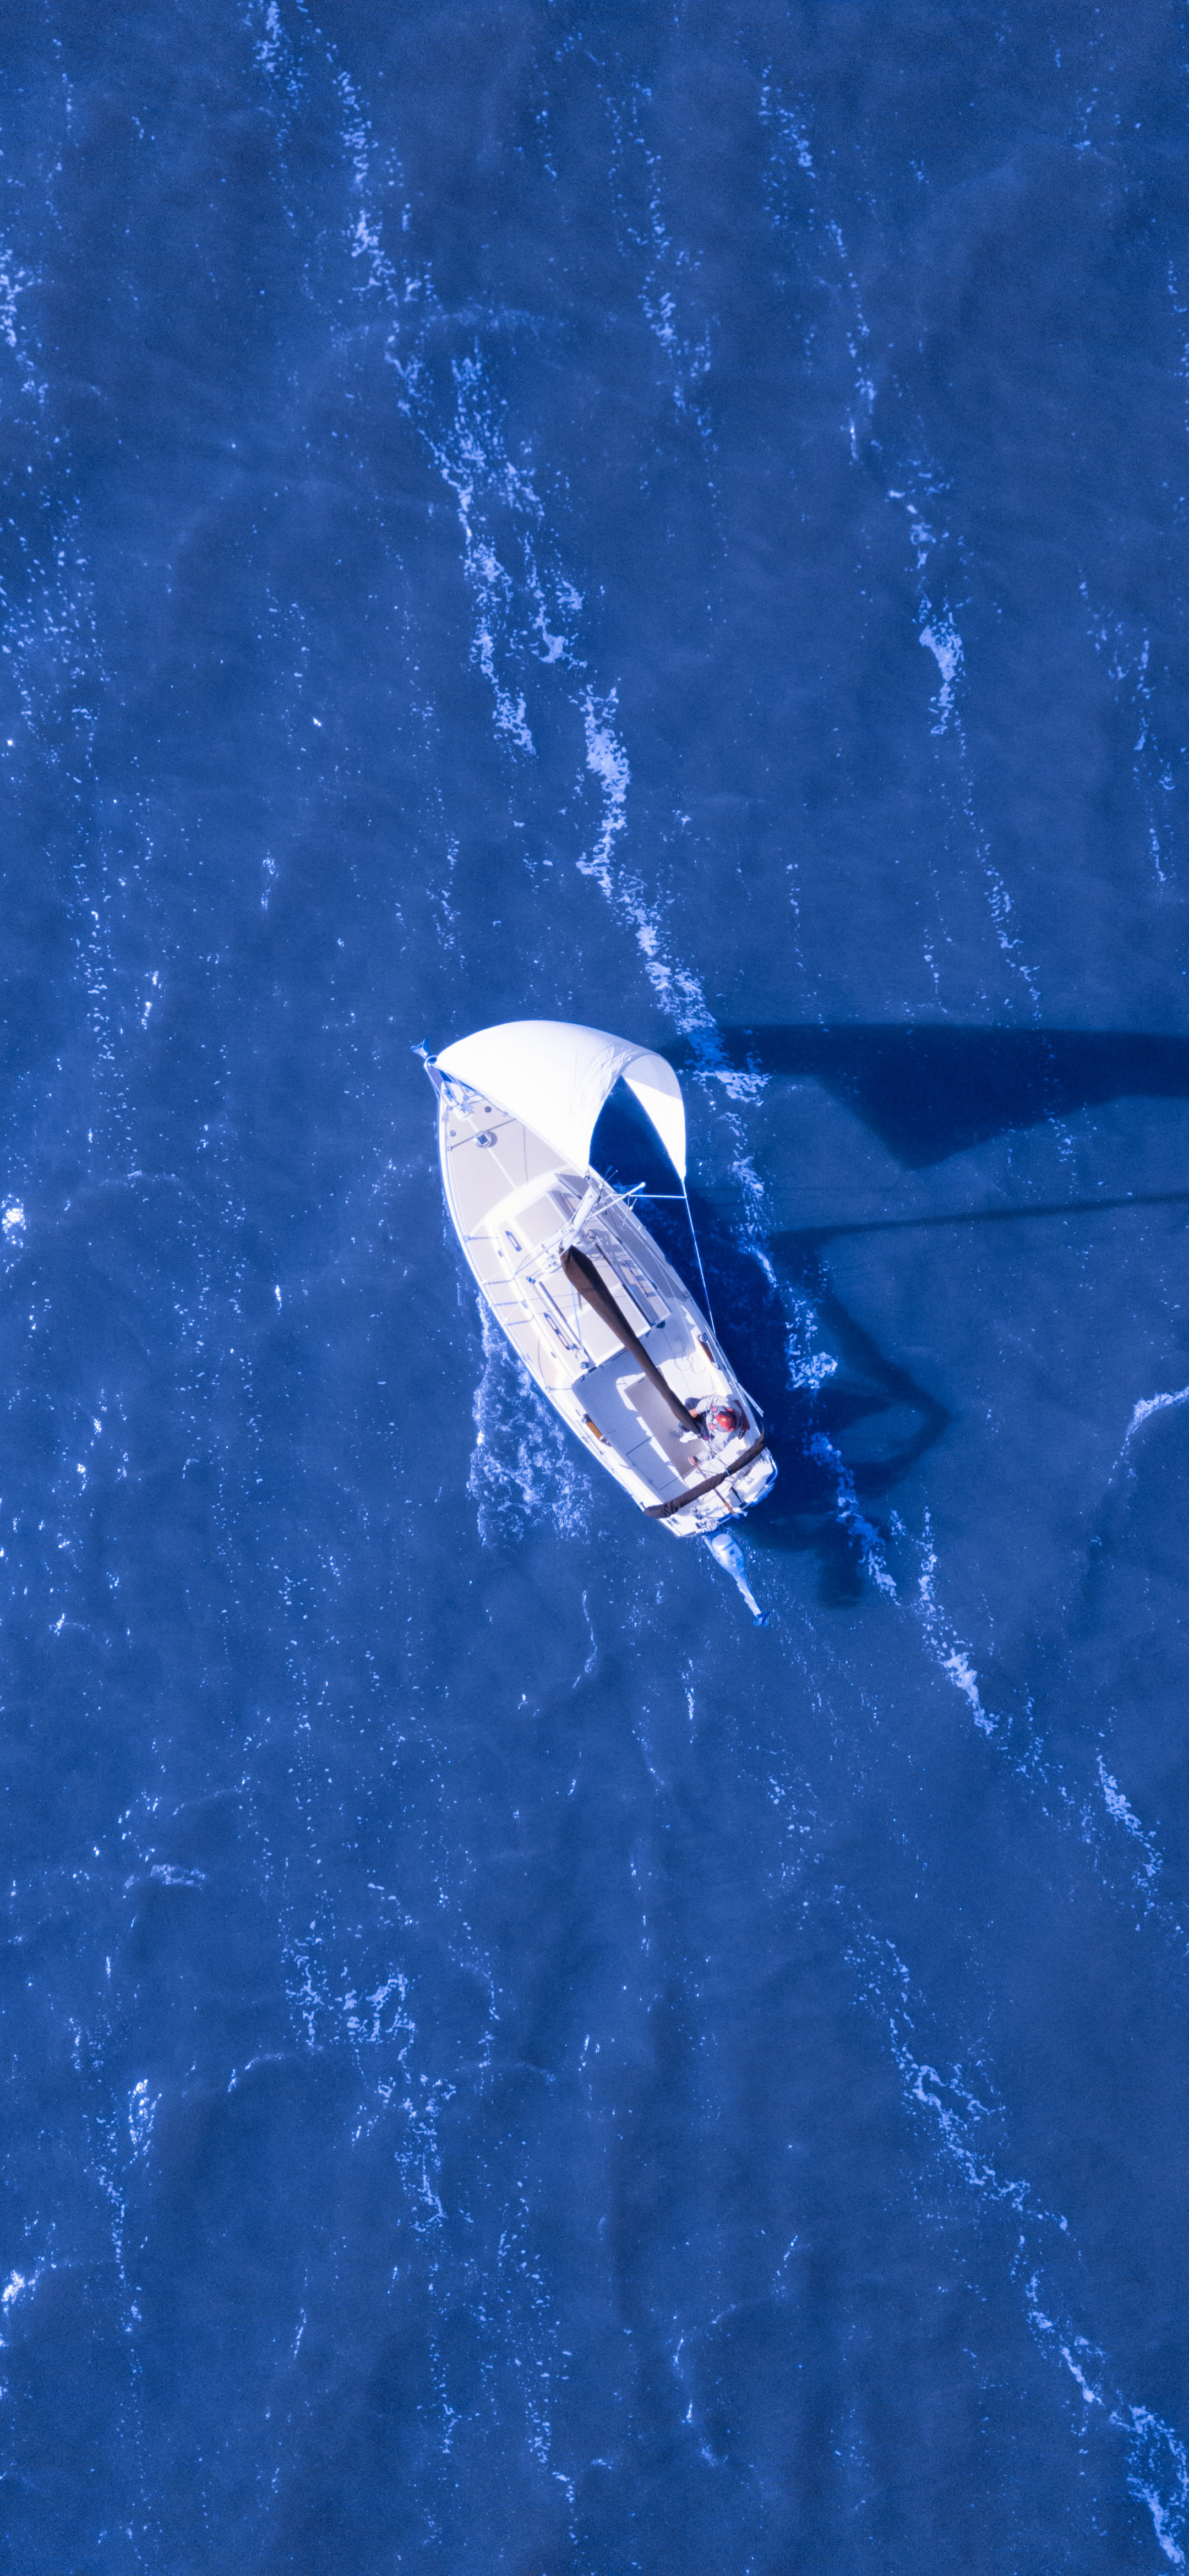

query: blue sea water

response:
[3,3,1189,2566]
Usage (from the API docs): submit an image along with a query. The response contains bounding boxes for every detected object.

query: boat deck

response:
[438,1077,776,1535]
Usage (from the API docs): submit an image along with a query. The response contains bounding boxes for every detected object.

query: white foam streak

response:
[855,1926,1189,2568]
[0,237,40,402]
[1120,1382,1189,1457]
[888,479,1042,1008]
[759,81,815,174]
[1121,2410,1189,2568]
[1097,1755,1163,1892]
[912,1514,996,1734]
[850,1929,1052,2221]
[0,2261,45,2350]
[919,609,964,734]
[576,686,724,1044]
[1082,580,1175,888]
[422,359,595,754]
[577,688,629,891]
[128,2077,158,2157]
[469,1301,589,1547]
[763,75,1044,1005]
[808,1432,897,1598]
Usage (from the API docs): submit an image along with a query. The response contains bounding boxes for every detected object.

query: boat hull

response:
[435,1069,776,1537]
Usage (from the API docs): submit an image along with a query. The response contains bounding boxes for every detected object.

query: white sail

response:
[434,1018,686,1181]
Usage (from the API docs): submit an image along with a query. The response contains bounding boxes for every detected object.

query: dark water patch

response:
[594,1081,950,1573]
[674,1028,1189,1166]
[773,1188,1189,1245]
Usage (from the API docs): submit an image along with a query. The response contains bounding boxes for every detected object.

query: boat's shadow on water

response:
[599,1032,1189,1600]
[687,1024,1189,1164]
[677,1197,950,1603]
[664,1027,1189,1601]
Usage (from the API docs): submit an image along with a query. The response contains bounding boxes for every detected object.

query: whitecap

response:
[128,2078,157,2157]
[1120,1382,1189,1458]
[919,607,964,734]
[912,1514,997,1735]
[809,1431,898,1600]
[852,1919,1189,2568]
[1096,1755,1161,1890]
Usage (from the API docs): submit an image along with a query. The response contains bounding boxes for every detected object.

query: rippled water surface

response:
[3,5,1189,2567]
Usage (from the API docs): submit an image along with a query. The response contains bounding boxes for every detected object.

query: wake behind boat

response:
[427,1019,776,1543]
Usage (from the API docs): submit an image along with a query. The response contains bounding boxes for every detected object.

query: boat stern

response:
[650,1438,778,1538]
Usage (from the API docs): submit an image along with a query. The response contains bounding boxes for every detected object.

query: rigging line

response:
[681,1180,717,1337]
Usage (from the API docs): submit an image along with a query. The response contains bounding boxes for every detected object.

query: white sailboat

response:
[427,1019,777,1543]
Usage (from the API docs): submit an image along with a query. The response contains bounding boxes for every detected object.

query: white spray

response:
[704,1528,767,1625]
